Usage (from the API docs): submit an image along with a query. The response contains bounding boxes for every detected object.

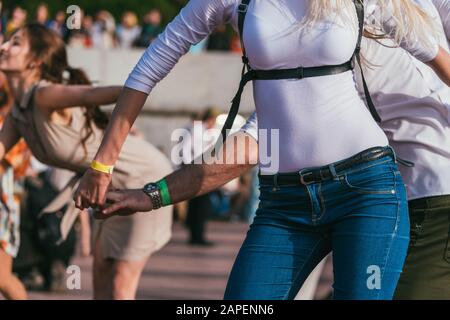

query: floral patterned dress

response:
[0,115,30,257]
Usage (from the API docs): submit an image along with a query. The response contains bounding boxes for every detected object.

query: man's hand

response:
[93,189,154,219]
[73,167,113,210]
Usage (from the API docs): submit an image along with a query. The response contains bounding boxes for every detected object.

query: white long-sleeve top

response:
[125,0,439,174]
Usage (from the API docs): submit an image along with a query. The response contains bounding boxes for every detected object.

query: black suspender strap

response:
[217,0,380,150]
[353,0,381,123]
[238,0,251,69]
[217,0,252,148]
[250,61,354,80]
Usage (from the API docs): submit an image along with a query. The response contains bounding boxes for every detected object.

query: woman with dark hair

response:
[0,23,173,299]
[0,71,30,300]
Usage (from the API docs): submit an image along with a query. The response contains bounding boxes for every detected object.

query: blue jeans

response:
[224,148,410,300]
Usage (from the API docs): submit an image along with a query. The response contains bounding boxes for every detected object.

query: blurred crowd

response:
[0,3,251,295]
[0,3,243,53]
[0,75,256,293]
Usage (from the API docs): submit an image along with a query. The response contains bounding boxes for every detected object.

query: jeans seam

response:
[283,237,325,300]
[376,166,401,299]
[317,182,327,221]
[303,185,316,224]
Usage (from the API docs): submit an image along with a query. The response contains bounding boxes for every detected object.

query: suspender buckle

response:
[296,67,304,79]
[238,3,248,13]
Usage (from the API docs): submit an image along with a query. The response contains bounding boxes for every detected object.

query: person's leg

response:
[93,234,113,299]
[224,217,330,300]
[331,171,410,300]
[395,195,450,299]
[294,255,328,300]
[93,234,148,300]
[110,258,148,300]
[0,249,27,300]
[187,194,211,244]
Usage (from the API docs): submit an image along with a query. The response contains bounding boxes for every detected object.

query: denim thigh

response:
[224,155,410,300]
[224,183,331,300]
[324,157,410,299]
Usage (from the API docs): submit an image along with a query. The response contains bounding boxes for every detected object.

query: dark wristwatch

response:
[142,182,162,210]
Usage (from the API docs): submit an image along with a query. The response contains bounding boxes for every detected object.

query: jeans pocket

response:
[339,167,397,195]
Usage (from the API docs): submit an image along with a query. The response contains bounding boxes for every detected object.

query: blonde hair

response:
[302,0,438,48]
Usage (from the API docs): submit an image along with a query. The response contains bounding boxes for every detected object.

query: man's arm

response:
[101,131,259,217]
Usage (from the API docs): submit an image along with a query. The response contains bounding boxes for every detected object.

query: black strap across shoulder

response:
[217,0,381,148]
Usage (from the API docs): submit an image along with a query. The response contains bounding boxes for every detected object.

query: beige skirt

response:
[93,205,173,261]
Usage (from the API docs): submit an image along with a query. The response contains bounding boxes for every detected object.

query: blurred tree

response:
[2,0,189,23]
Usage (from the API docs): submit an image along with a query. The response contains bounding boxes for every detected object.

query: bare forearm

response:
[166,163,255,204]
[165,132,259,204]
[94,87,148,165]
[85,86,123,106]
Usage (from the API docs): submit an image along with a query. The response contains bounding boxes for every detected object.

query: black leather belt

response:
[259,147,394,186]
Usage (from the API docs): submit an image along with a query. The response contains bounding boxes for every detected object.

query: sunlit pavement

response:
[24,221,332,300]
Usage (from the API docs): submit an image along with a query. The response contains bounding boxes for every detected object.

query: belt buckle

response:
[238,3,248,13]
[299,170,313,185]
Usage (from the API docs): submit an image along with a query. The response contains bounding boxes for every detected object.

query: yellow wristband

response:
[90,160,114,174]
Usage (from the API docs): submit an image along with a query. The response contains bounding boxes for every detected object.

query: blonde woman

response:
[75,0,450,299]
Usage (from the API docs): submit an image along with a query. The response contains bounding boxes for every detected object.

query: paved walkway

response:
[24,221,331,300]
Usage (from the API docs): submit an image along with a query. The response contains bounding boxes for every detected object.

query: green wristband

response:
[157,179,172,206]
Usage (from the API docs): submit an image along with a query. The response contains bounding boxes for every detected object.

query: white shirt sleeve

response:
[124,0,237,94]
[366,0,440,62]
[239,111,258,141]
[432,0,450,42]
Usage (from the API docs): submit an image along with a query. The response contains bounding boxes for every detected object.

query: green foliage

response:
[3,0,189,23]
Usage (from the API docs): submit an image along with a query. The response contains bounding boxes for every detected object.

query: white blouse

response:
[125,0,439,173]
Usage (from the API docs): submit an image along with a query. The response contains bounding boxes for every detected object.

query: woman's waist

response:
[256,116,388,174]
[258,132,389,175]
[259,146,396,186]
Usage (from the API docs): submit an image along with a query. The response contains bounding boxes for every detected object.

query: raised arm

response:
[100,131,259,217]
[74,0,238,209]
[35,84,122,112]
